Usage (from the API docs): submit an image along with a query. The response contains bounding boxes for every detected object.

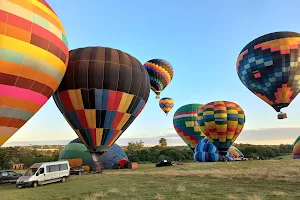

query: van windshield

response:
[24,168,38,176]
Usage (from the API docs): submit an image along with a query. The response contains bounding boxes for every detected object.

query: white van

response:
[16,161,70,188]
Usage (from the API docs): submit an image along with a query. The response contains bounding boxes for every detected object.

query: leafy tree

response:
[159,138,167,147]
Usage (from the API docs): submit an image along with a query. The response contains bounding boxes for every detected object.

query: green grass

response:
[1,159,300,200]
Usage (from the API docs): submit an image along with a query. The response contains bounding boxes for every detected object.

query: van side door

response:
[36,167,45,183]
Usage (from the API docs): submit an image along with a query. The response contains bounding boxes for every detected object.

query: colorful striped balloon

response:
[53,47,150,152]
[197,101,245,156]
[194,151,221,162]
[0,0,69,147]
[228,146,244,158]
[173,104,206,151]
[143,59,174,99]
[159,97,174,115]
[293,136,300,159]
[194,138,233,162]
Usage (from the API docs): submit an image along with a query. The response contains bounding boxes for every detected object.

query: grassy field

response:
[1,159,300,200]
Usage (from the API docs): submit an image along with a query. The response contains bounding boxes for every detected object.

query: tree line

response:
[0,146,60,170]
[0,138,294,169]
[124,139,294,163]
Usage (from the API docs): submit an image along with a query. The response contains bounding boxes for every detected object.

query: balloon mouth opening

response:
[272,103,289,112]
[88,145,109,154]
[278,112,287,119]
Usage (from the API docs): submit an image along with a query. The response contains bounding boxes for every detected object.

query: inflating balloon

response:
[194,138,234,162]
[173,104,206,151]
[0,0,69,147]
[159,97,174,115]
[143,59,173,99]
[237,31,300,119]
[197,101,245,158]
[53,47,150,171]
[59,138,130,170]
[293,136,300,159]
[228,146,244,158]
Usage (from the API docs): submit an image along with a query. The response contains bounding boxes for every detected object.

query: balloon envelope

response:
[53,47,150,152]
[194,152,220,162]
[197,101,245,156]
[236,31,300,114]
[173,104,206,151]
[159,97,174,115]
[194,138,233,162]
[59,138,129,169]
[293,136,300,159]
[0,0,69,146]
[228,146,244,158]
[143,59,173,98]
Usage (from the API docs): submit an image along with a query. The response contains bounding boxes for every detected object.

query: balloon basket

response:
[156,95,160,99]
[277,112,287,119]
[91,151,105,174]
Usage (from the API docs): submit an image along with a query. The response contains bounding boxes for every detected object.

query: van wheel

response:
[61,177,66,183]
[32,182,38,188]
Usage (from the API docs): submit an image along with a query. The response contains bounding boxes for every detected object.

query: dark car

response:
[155,160,174,167]
[0,170,22,184]
[70,166,84,175]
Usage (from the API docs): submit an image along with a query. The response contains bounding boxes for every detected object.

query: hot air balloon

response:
[59,138,130,170]
[194,138,233,162]
[194,138,221,162]
[53,47,150,172]
[173,104,206,151]
[197,101,245,159]
[143,59,174,99]
[236,31,300,119]
[0,0,69,147]
[159,97,174,115]
[293,136,300,159]
[228,146,244,158]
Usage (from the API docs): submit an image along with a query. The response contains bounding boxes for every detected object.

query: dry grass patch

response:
[154,193,165,200]
[129,187,137,192]
[272,191,286,196]
[227,194,239,200]
[83,195,97,200]
[176,185,186,192]
[109,166,300,183]
[93,192,106,198]
[247,195,263,200]
[107,188,119,193]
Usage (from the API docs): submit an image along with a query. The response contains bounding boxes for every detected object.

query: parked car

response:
[0,170,23,184]
[16,160,70,188]
[70,166,84,175]
[156,160,174,167]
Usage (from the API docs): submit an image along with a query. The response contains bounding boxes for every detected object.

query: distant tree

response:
[127,140,144,151]
[159,138,167,147]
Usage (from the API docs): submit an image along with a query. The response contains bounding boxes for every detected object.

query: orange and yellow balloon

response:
[0,0,69,147]
[159,97,174,115]
[197,101,245,156]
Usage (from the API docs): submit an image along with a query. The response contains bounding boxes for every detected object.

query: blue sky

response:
[6,0,300,146]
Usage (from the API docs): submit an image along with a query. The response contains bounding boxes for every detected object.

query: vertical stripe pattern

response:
[53,47,150,151]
